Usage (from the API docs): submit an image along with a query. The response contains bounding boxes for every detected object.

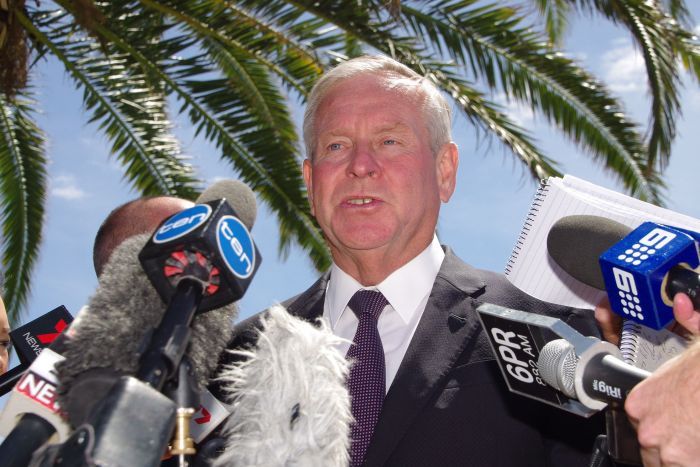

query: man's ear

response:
[303,159,315,216]
[436,142,459,203]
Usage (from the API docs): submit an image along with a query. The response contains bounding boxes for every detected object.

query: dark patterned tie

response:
[345,289,389,467]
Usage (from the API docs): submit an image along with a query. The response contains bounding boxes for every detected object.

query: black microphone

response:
[56,180,256,426]
[41,180,257,467]
[476,303,645,465]
[0,305,73,396]
[537,338,651,467]
[547,215,700,329]
[477,302,650,409]
[537,338,649,409]
[0,307,74,467]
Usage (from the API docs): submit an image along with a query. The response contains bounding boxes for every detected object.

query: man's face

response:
[303,73,457,274]
[0,296,10,375]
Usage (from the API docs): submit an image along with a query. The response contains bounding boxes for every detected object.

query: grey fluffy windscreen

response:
[56,233,238,397]
[546,215,631,290]
[197,179,257,231]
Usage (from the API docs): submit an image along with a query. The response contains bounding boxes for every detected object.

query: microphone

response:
[477,302,651,411]
[0,307,74,467]
[214,305,351,467]
[537,339,649,410]
[139,179,259,315]
[43,180,258,466]
[56,180,257,425]
[476,303,645,465]
[0,305,73,396]
[547,215,700,329]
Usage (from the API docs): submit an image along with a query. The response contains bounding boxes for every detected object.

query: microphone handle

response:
[0,413,56,467]
[666,265,700,309]
[136,278,203,389]
[0,365,26,397]
[580,353,649,407]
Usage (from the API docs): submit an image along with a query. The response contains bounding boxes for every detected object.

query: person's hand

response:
[595,292,700,345]
[625,293,700,466]
[667,293,700,337]
[594,296,622,346]
[625,340,700,466]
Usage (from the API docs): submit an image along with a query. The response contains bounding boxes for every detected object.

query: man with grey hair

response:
[223,55,602,466]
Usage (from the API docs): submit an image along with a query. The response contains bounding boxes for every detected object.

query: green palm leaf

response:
[0,90,46,324]
[398,1,661,200]
[548,0,699,174]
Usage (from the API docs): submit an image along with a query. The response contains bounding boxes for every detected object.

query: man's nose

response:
[346,143,380,178]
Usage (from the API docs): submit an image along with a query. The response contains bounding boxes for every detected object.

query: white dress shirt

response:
[323,235,445,392]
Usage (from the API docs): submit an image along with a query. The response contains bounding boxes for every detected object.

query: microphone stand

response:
[588,406,642,467]
[165,358,200,467]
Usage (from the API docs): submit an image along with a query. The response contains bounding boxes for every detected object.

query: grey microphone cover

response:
[547,215,631,290]
[197,179,257,231]
[56,234,237,426]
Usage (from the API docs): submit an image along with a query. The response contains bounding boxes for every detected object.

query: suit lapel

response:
[364,249,487,467]
[286,272,328,322]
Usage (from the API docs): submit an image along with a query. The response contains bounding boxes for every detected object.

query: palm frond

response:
[564,0,695,174]
[26,5,200,199]
[112,1,332,268]
[0,90,46,324]
[399,1,660,201]
[531,0,572,46]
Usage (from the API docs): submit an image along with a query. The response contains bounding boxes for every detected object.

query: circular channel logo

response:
[153,204,212,244]
[216,216,255,279]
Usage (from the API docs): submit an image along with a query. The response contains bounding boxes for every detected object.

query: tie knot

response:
[348,289,388,321]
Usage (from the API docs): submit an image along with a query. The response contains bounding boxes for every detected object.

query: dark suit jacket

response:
[221,248,603,466]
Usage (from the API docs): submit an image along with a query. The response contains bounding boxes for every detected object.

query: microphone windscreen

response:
[57,233,237,426]
[547,215,631,290]
[197,179,257,231]
[214,306,351,467]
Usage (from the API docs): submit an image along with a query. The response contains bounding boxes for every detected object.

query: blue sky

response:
[3,9,700,400]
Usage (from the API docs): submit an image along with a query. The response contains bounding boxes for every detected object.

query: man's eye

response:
[328,143,342,151]
[383,139,397,145]
[0,340,10,351]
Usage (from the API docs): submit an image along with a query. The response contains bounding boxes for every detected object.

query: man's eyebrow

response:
[375,122,413,133]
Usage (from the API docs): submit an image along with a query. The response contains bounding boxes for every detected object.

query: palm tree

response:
[0,0,697,324]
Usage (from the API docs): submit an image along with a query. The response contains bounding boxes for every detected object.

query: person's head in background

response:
[93,196,195,277]
[0,272,11,375]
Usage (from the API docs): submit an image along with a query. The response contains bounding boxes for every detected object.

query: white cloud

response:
[493,93,536,126]
[600,41,646,93]
[51,174,87,200]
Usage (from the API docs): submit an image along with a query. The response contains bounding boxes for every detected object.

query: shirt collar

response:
[327,235,445,326]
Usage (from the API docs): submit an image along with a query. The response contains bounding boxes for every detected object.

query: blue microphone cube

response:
[599,222,699,330]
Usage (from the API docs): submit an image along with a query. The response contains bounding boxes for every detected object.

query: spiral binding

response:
[505,179,550,275]
[619,319,642,364]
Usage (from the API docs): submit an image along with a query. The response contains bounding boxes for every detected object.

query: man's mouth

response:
[346,197,375,205]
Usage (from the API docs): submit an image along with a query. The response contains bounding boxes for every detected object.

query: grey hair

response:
[302,55,452,160]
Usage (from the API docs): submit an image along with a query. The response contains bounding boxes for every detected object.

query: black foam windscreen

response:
[546,215,631,290]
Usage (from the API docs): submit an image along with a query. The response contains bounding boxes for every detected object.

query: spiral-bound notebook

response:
[504,175,700,367]
[620,321,688,371]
